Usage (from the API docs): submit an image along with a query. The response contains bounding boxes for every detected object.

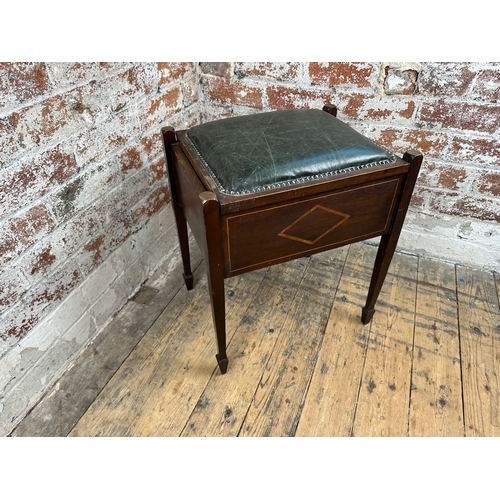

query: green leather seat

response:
[186,108,395,196]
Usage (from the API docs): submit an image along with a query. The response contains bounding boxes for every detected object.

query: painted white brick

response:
[62,311,97,346]
[91,286,126,330]
[399,210,500,271]
[0,202,182,435]
[109,237,140,277]
[140,228,177,277]
[80,260,118,306]
[0,337,79,435]
[112,256,148,298]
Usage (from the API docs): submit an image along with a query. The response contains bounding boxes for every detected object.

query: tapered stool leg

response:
[362,150,423,324]
[162,126,194,290]
[200,192,228,374]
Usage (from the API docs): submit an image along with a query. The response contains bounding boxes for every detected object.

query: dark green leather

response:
[186,109,395,195]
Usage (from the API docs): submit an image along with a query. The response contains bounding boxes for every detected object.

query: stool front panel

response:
[223,177,402,275]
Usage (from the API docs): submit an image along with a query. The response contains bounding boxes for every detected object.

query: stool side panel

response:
[172,146,212,255]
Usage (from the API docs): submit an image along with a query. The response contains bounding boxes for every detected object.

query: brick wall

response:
[0,63,200,432]
[1,62,200,352]
[198,62,500,269]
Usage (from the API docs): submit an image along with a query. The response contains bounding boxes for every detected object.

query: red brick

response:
[0,230,20,267]
[100,65,156,112]
[119,146,142,173]
[0,146,78,218]
[17,204,105,284]
[337,92,416,122]
[10,203,55,246]
[131,184,170,231]
[234,62,300,82]
[437,166,467,190]
[29,246,57,276]
[266,85,334,110]
[28,261,81,313]
[0,62,49,110]
[422,186,500,223]
[427,189,459,210]
[449,137,500,166]
[82,234,106,272]
[409,189,426,209]
[419,99,500,133]
[150,157,167,182]
[118,133,164,175]
[100,170,152,224]
[0,120,21,165]
[201,100,233,122]
[98,62,129,71]
[366,126,448,157]
[138,86,182,132]
[1,306,37,341]
[8,86,87,150]
[473,69,500,101]
[75,107,142,165]
[404,129,448,157]
[476,171,500,197]
[47,148,79,184]
[158,62,194,85]
[417,63,475,97]
[0,269,28,310]
[106,216,132,253]
[45,62,99,86]
[167,105,201,131]
[79,215,133,275]
[199,63,232,79]
[140,133,163,161]
[309,62,375,88]
[50,159,122,223]
[1,260,82,342]
[203,76,263,108]
[413,160,439,188]
[60,205,104,251]
[439,196,500,223]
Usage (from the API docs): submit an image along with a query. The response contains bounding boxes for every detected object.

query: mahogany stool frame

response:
[161,104,422,374]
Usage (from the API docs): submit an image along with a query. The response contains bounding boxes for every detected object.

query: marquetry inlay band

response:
[278,205,351,245]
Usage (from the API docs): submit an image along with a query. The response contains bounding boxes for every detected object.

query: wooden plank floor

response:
[12,241,500,437]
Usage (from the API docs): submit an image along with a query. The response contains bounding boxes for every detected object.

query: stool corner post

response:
[322,104,338,117]
[161,126,177,145]
[403,149,423,164]
[403,150,424,183]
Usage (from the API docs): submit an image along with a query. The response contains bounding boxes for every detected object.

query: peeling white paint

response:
[0,205,176,436]
[399,210,500,271]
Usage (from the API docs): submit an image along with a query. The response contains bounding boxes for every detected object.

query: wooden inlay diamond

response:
[278,205,351,245]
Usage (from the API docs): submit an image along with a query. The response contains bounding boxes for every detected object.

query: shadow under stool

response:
[161,104,422,374]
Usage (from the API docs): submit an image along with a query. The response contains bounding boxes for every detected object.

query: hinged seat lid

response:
[186,109,395,196]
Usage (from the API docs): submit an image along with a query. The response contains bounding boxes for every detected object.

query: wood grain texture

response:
[181,258,309,436]
[295,244,376,436]
[238,247,348,437]
[69,265,266,437]
[352,251,418,437]
[14,244,500,438]
[409,258,464,436]
[458,266,500,436]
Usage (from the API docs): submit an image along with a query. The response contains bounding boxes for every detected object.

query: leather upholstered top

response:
[186,108,395,196]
